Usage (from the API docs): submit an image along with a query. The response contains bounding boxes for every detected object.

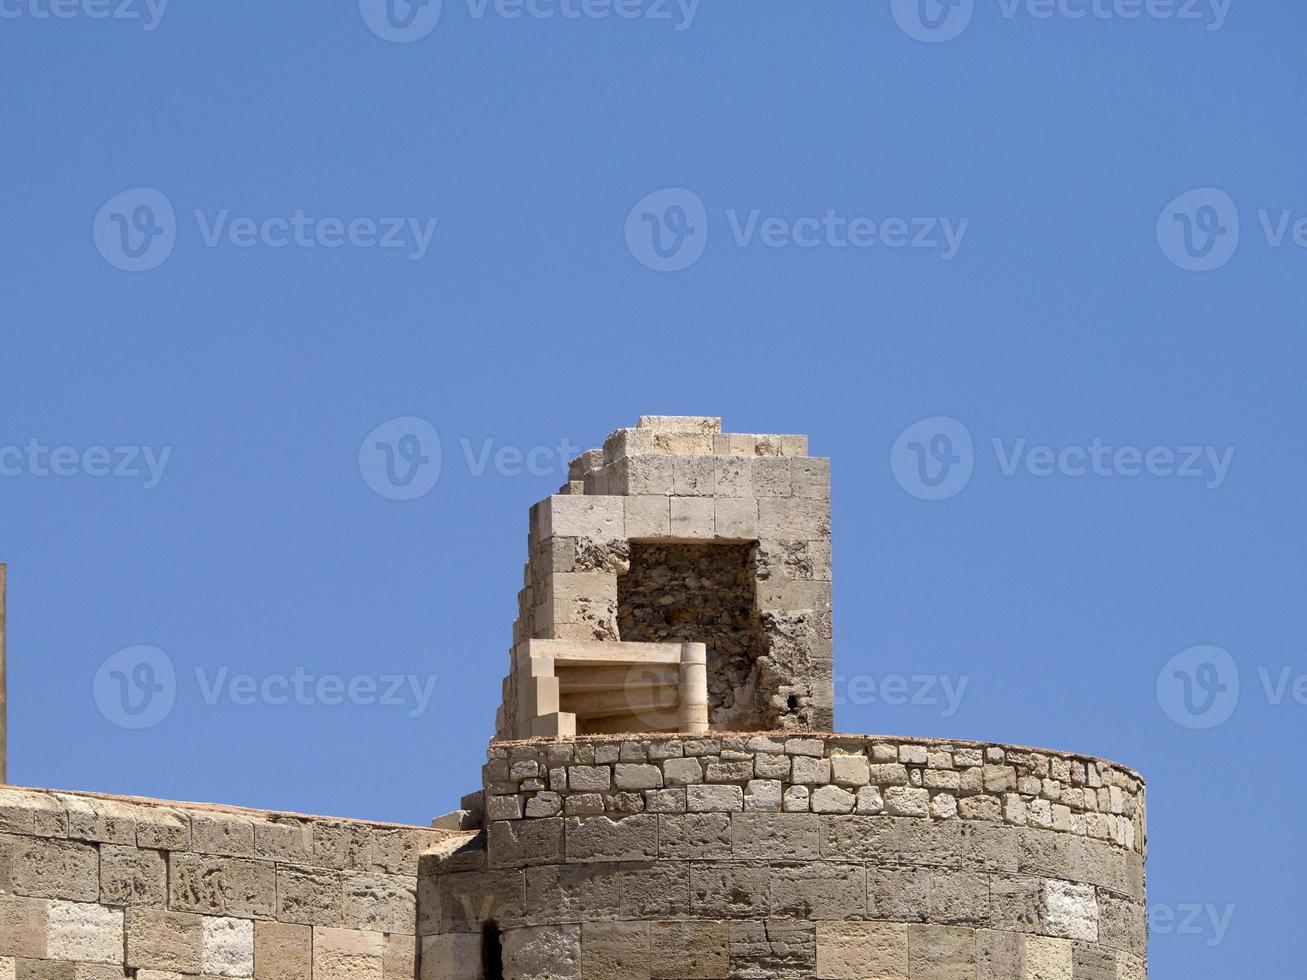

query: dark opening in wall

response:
[482,921,504,980]
[618,541,768,730]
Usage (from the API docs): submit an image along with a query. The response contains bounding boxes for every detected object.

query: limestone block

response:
[436,868,525,933]
[1043,880,1099,941]
[1072,945,1117,980]
[566,767,611,793]
[252,821,312,865]
[730,814,820,861]
[538,496,624,541]
[831,755,871,787]
[418,934,483,980]
[645,789,687,814]
[10,837,98,903]
[686,785,743,813]
[254,921,311,980]
[713,498,758,539]
[617,864,689,920]
[126,908,204,973]
[0,957,10,980]
[564,816,656,863]
[525,794,562,819]
[58,795,135,846]
[613,765,662,791]
[909,924,977,980]
[815,922,909,979]
[989,875,1043,933]
[275,867,345,926]
[1024,936,1073,980]
[607,456,674,496]
[672,455,715,496]
[754,753,791,780]
[743,780,782,812]
[866,867,930,921]
[662,758,703,787]
[490,819,564,870]
[689,862,769,917]
[712,457,753,497]
[624,497,671,539]
[792,458,830,499]
[312,927,382,980]
[867,764,909,786]
[487,796,524,822]
[856,787,885,815]
[704,760,752,783]
[657,814,731,861]
[751,458,793,497]
[771,862,865,919]
[581,922,651,980]
[782,786,810,812]
[134,809,190,852]
[190,814,255,858]
[928,870,989,926]
[636,416,721,435]
[0,897,49,958]
[885,788,930,818]
[976,930,1025,980]
[383,934,416,979]
[811,785,857,815]
[503,924,580,980]
[758,501,826,540]
[202,916,254,977]
[0,789,67,837]
[46,901,123,965]
[99,844,167,907]
[790,757,831,785]
[899,745,929,766]
[648,922,727,980]
[343,872,416,935]
[669,497,714,538]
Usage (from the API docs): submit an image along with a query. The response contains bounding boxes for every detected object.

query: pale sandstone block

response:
[672,455,715,496]
[191,814,255,858]
[782,786,810,812]
[742,780,782,812]
[100,844,167,906]
[383,933,416,979]
[46,900,123,964]
[11,837,99,902]
[636,416,721,435]
[539,496,624,541]
[342,872,416,935]
[254,821,313,864]
[686,785,742,813]
[713,498,758,539]
[1042,880,1099,941]
[908,924,976,980]
[792,457,830,498]
[856,787,885,815]
[418,934,483,980]
[126,907,203,973]
[58,795,135,846]
[669,497,714,538]
[662,758,703,786]
[276,867,345,926]
[712,457,753,497]
[899,745,929,766]
[831,755,871,787]
[504,924,581,979]
[313,927,383,980]
[781,434,809,456]
[751,457,792,496]
[811,785,857,815]
[815,922,909,979]
[791,757,831,785]
[565,816,656,863]
[0,897,50,958]
[0,957,11,980]
[581,922,651,980]
[649,921,726,979]
[730,813,820,861]
[255,920,311,980]
[201,916,254,977]
[1024,936,1073,980]
[135,808,190,852]
[0,790,66,838]
[609,455,674,496]
[624,497,671,538]
[885,787,930,818]
[613,765,662,791]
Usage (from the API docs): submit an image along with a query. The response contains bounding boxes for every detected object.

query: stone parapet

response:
[0,785,457,979]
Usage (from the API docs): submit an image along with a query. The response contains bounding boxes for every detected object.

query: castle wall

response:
[0,785,456,979]
[423,733,1147,979]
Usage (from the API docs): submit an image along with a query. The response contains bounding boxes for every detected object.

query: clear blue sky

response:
[2,2,1303,975]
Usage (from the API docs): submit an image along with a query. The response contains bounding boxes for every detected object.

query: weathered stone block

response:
[254,920,311,980]
[99,844,166,907]
[565,816,656,863]
[815,922,908,980]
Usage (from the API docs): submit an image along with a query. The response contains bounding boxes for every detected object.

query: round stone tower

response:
[421,418,1147,980]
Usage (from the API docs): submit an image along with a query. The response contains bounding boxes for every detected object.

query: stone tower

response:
[424,418,1149,979]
